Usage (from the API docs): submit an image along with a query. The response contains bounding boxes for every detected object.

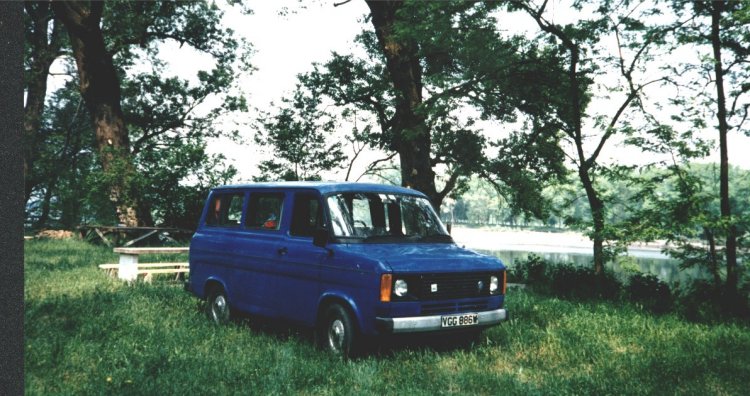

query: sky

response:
[48,0,750,183]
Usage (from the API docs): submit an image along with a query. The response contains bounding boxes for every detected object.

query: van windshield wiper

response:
[363,234,407,243]
[417,234,454,243]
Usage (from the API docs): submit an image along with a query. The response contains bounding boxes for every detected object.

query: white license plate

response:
[441,313,479,328]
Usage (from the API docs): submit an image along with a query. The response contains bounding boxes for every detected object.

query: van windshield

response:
[326,193,452,243]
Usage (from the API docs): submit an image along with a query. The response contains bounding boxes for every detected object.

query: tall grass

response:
[25,239,750,395]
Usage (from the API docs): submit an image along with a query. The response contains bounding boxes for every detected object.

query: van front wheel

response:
[206,287,231,325]
[320,303,360,358]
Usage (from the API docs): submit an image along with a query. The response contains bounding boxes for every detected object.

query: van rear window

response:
[246,193,285,230]
[206,193,245,227]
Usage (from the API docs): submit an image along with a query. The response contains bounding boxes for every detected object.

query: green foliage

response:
[627,273,673,314]
[548,264,622,301]
[26,1,250,229]
[674,279,750,323]
[289,1,567,212]
[25,79,107,228]
[134,141,236,229]
[623,163,750,287]
[509,254,547,284]
[253,84,347,182]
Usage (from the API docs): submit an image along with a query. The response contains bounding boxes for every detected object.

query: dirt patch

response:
[35,229,76,240]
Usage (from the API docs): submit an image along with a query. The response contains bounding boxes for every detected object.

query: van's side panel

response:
[273,235,326,325]
[190,189,284,316]
[226,229,286,316]
[317,248,385,336]
[189,189,241,300]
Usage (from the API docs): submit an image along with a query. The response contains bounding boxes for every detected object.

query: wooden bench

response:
[100,247,190,282]
[99,262,189,282]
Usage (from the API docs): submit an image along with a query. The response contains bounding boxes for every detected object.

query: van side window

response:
[206,193,245,227]
[290,193,322,237]
[246,193,285,230]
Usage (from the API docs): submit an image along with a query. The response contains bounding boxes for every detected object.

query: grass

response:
[25,239,750,395]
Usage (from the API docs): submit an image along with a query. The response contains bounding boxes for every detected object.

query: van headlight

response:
[394,279,408,297]
[489,276,499,294]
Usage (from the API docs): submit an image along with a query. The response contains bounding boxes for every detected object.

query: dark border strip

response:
[0,2,25,395]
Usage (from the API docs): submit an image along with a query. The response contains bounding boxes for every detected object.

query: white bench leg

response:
[118,254,139,281]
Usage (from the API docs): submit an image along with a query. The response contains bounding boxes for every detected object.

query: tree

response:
[507,0,677,274]
[658,0,750,294]
[626,162,749,314]
[51,0,139,226]
[363,1,440,205]
[27,79,93,228]
[27,1,250,228]
[703,0,747,293]
[311,1,567,213]
[253,84,347,181]
[23,1,66,204]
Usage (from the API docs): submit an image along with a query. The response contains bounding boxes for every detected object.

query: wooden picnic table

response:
[78,225,193,247]
[102,247,190,282]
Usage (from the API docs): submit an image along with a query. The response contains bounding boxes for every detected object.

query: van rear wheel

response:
[319,303,360,358]
[206,287,231,325]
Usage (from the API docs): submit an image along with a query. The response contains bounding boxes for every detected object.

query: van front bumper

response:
[376,308,508,334]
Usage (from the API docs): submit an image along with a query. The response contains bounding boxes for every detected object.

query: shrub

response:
[627,273,672,314]
[509,254,548,284]
[675,279,750,323]
[548,264,621,301]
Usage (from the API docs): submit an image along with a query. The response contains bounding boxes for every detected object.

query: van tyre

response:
[319,303,360,358]
[206,287,232,325]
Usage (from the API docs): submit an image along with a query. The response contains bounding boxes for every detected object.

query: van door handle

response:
[277,247,288,256]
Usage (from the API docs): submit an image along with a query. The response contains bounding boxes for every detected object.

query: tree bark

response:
[710,0,738,293]
[35,179,57,229]
[365,0,441,209]
[52,0,140,226]
[704,227,722,288]
[24,2,64,204]
[579,167,606,274]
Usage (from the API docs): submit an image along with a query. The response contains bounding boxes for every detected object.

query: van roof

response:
[212,181,427,197]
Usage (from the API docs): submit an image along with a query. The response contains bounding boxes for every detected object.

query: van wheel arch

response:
[316,299,363,358]
[204,279,225,300]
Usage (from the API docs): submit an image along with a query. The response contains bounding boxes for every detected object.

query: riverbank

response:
[451,225,669,257]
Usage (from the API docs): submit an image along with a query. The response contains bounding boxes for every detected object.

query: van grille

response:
[401,272,502,301]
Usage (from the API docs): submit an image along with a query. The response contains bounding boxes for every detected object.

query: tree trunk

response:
[568,44,606,274]
[52,1,140,226]
[24,2,64,204]
[704,227,722,288]
[710,0,738,293]
[365,0,440,209]
[35,179,57,229]
[579,167,606,274]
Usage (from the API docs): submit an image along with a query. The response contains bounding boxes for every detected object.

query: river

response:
[450,226,705,284]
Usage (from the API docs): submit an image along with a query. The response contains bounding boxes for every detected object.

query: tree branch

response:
[437,169,462,202]
[355,152,397,181]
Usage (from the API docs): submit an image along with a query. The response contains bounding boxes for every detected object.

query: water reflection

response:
[476,248,707,285]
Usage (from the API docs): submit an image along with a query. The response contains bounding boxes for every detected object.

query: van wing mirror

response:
[313,227,329,248]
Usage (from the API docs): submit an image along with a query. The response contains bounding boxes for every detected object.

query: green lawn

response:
[25,239,750,395]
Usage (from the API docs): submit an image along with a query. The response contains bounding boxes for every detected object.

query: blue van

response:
[187,182,508,357]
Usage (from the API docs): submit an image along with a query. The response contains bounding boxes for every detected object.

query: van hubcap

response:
[328,319,345,353]
[212,295,227,323]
